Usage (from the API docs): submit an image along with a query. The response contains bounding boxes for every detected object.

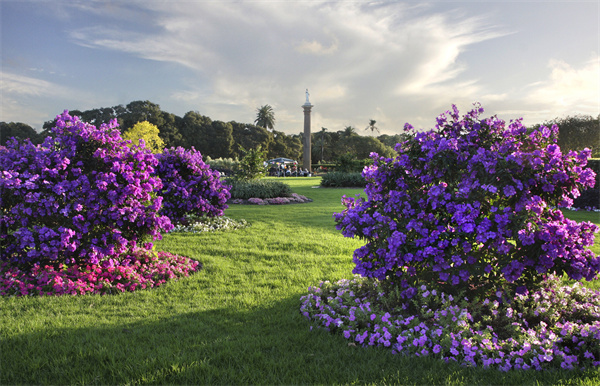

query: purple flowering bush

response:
[155,147,231,226]
[1,111,172,269]
[303,104,600,371]
[300,275,600,371]
[334,104,599,297]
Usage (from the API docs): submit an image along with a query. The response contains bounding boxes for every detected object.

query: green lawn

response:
[1,177,599,384]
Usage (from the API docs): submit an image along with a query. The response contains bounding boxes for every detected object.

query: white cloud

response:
[0,71,100,128]
[526,57,599,116]
[60,1,509,133]
[0,72,68,124]
[488,56,600,126]
[295,34,339,56]
[1,72,56,96]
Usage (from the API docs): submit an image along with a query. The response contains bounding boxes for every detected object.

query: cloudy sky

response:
[1,0,598,135]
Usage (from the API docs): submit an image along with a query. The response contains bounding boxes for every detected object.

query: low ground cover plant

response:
[230,193,311,205]
[0,248,199,296]
[303,103,600,371]
[301,275,600,371]
[170,214,249,233]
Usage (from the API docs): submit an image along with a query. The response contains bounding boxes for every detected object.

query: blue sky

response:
[1,0,598,135]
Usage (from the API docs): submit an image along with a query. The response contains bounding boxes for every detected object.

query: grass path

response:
[1,177,599,384]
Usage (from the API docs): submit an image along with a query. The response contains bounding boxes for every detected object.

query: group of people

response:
[268,164,311,177]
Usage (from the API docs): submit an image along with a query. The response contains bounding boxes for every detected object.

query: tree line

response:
[1,100,598,162]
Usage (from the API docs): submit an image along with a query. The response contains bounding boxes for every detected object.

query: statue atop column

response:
[302,89,313,172]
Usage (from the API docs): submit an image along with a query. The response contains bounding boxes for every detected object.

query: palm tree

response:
[365,119,379,134]
[255,105,275,131]
[343,125,357,137]
[320,127,327,163]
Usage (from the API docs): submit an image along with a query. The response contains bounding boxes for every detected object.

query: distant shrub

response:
[205,156,240,176]
[320,172,366,188]
[170,214,249,233]
[227,179,292,199]
[335,153,373,173]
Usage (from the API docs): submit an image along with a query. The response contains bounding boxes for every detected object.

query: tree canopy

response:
[13,100,596,169]
[536,115,599,158]
[0,122,42,145]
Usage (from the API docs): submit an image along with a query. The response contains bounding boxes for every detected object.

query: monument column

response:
[302,89,313,172]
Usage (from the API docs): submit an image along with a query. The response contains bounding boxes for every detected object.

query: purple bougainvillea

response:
[334,104,599,297]
[0,111,172,269]
[154,147,231,226]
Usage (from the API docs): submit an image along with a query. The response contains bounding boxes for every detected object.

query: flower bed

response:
[230,193,311,205]
[0,248,200,296]
[300,275,600,371]
[170,215,249,233]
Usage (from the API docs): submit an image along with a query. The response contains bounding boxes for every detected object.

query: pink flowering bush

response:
[1,111,172,269]
[248,197,267,205]
[334,104,599,297]
[231,193,311,205]
[267,197,291,205]
[155,147,231,226]
[0,248,199,296]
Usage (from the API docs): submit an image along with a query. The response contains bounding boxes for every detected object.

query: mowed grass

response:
[1,177,599,385]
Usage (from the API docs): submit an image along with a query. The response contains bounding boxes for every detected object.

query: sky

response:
[1,0,599,136]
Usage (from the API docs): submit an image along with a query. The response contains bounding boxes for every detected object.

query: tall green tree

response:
[330,135,394,163]
[0,122,41,145]
[377,133,413,151]
[181,112,234,158]
[266,130,302,160]
[159,112,184,149]
[230,122,273,158]
[537,115,600,158]
[180,111,212,150]
[254,105,275,131]
[342,125,357,138]
[121,100,165,131]
[319,127,327,163]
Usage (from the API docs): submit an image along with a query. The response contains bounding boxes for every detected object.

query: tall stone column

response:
[302,89,313,172]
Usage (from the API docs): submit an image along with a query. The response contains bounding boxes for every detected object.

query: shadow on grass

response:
[3,293,597,385]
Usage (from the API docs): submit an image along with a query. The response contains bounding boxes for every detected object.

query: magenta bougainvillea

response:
[0,248,199,296]
[155,146,231,226]
[0,111,172,269]
[334,104,599,297]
